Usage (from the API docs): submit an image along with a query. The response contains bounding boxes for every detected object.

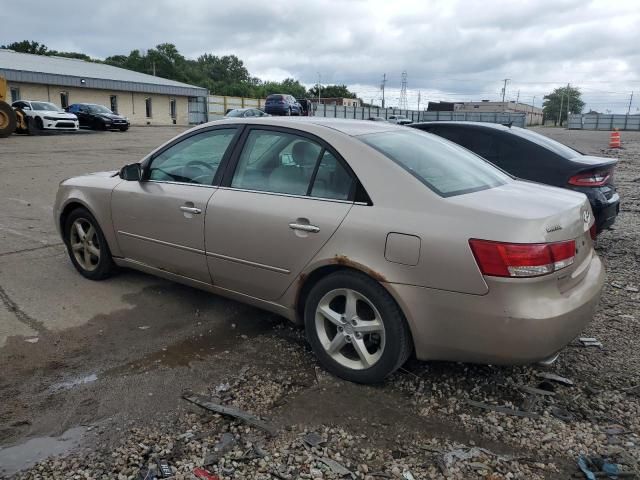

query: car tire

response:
[119,127,128,132]
[304,270,412,384]
[64,207,115,281]
[34,116,44,132]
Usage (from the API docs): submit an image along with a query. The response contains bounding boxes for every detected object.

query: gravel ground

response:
[1,127,639,480]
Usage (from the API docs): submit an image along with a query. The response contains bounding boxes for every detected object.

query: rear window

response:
[267,95,284,100]
[509,127,581,158]
[358,129,509,197]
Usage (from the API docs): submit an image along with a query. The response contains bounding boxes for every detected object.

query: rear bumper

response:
[387,253,605,365]
[264,106,289,115]
[593,193,620,232]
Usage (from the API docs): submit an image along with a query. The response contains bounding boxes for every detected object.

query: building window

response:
[60,91,69,109]
[145,97,152,118]
[169,98,176,119]
[10,87,20,103]
[110,95,118,114]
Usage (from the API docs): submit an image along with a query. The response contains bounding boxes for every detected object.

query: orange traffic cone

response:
[609,130,621,149]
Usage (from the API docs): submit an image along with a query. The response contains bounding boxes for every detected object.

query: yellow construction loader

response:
[0,76,28,137]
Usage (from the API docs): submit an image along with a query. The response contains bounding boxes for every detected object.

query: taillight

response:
[590,223,597,240]
[469,239,576,278]
[568,168,612,187]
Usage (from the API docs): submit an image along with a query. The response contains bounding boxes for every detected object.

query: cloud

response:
[2,0,639,111]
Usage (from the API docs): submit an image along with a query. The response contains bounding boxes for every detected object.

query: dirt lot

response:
[0,126,638,479]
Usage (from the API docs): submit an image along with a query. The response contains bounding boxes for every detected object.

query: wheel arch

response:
[294,261,413,348]
[59,200,96,242]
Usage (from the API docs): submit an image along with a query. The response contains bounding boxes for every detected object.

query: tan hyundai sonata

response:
[54,118,605,383]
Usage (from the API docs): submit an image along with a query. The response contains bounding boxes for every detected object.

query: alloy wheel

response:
[315,288,386,370]
[69,218,101,271]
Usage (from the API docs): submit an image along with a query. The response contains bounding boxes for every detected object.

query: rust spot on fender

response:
[331,255,387,282]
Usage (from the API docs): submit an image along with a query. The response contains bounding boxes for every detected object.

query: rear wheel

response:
[304,271,412,384]
[286,107,292,116]
[0,102,17,138]
[64,208,115,280]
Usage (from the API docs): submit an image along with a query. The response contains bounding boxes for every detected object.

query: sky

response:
[2,0,640,113]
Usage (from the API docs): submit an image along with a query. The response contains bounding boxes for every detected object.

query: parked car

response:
[54,118,604,384]
[387,115,412,125]
[264,94,302,116]
[410,122,620,233]
[225,108,270,118]
[297,99,312,116]
[12,100,79,131]
[66,103,129,131]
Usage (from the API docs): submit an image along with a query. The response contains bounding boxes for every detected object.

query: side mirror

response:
[120,163,142,181]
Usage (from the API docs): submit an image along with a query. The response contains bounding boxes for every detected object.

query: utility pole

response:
[627,91,634,115]
[501,78,510,105]
[516,90,520,105]
[558,87,565,126]
[317,73,321,106]
[381,73,387,109]
[417,90,421,112]
[566,83,571,127]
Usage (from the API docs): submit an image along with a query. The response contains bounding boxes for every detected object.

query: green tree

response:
[1,40,48,55]
[308,84,357,99]
[542,86,585,126]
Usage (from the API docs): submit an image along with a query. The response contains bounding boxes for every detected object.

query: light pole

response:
[317,73,321,106]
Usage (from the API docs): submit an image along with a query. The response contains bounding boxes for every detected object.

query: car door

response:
[111,126,240,283]
[205,126,356,300]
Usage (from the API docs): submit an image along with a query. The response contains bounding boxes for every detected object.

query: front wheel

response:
[119,126,128,132]
[304,271,412,384]
[64,208,115,280]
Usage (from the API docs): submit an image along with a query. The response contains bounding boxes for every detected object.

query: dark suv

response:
[264,94,302,116]
[66,103,130,131]
[410,121,620,233]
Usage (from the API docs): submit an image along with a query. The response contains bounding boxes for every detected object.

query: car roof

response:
[413,121,521,132]
[196,117,403,136]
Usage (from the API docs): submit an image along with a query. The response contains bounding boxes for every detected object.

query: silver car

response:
[54,118,605,383]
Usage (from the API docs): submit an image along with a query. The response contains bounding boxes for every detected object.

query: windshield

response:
[88,105,112,114]
[510,127,581,158]
[359,129,509,197]
[226,109,244,117]
[31,102,62,112]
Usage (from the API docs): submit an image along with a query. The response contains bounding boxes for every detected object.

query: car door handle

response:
[289,223,320,233]
[180,206,202,214]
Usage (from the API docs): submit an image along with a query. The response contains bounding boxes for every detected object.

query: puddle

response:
[49,373,98,393]
[0,427,85,476]
[107,314,282,375]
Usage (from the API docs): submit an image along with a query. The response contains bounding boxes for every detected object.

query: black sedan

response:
[66,103,130,131]
[410,122,619,233]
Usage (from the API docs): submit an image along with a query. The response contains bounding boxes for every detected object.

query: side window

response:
[148,128,236,185]
[311,151,354,200]
[231,129,322,196]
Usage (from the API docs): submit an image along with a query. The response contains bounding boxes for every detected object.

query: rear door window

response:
[310,151,354,200]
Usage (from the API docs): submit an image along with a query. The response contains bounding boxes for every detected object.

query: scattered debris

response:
[580,337,604,348]
[203,432,236,466]
[24,337,39,343]
[138,325,150,330]
[536,372,574,386]
[302,431,325,448]
[550,406,575,422]
[182,392,277,436]
[318,456,354,477]
[193,467,220,480]
[625,285,639,293]
[213,382,231,394]
[610,281,624,289]
[465,399,540,418]
[156,459,173,478]
[576,455,622,480]
[402,469,417,480]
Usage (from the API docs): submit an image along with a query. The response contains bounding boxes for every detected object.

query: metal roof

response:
[0,49,207,97]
